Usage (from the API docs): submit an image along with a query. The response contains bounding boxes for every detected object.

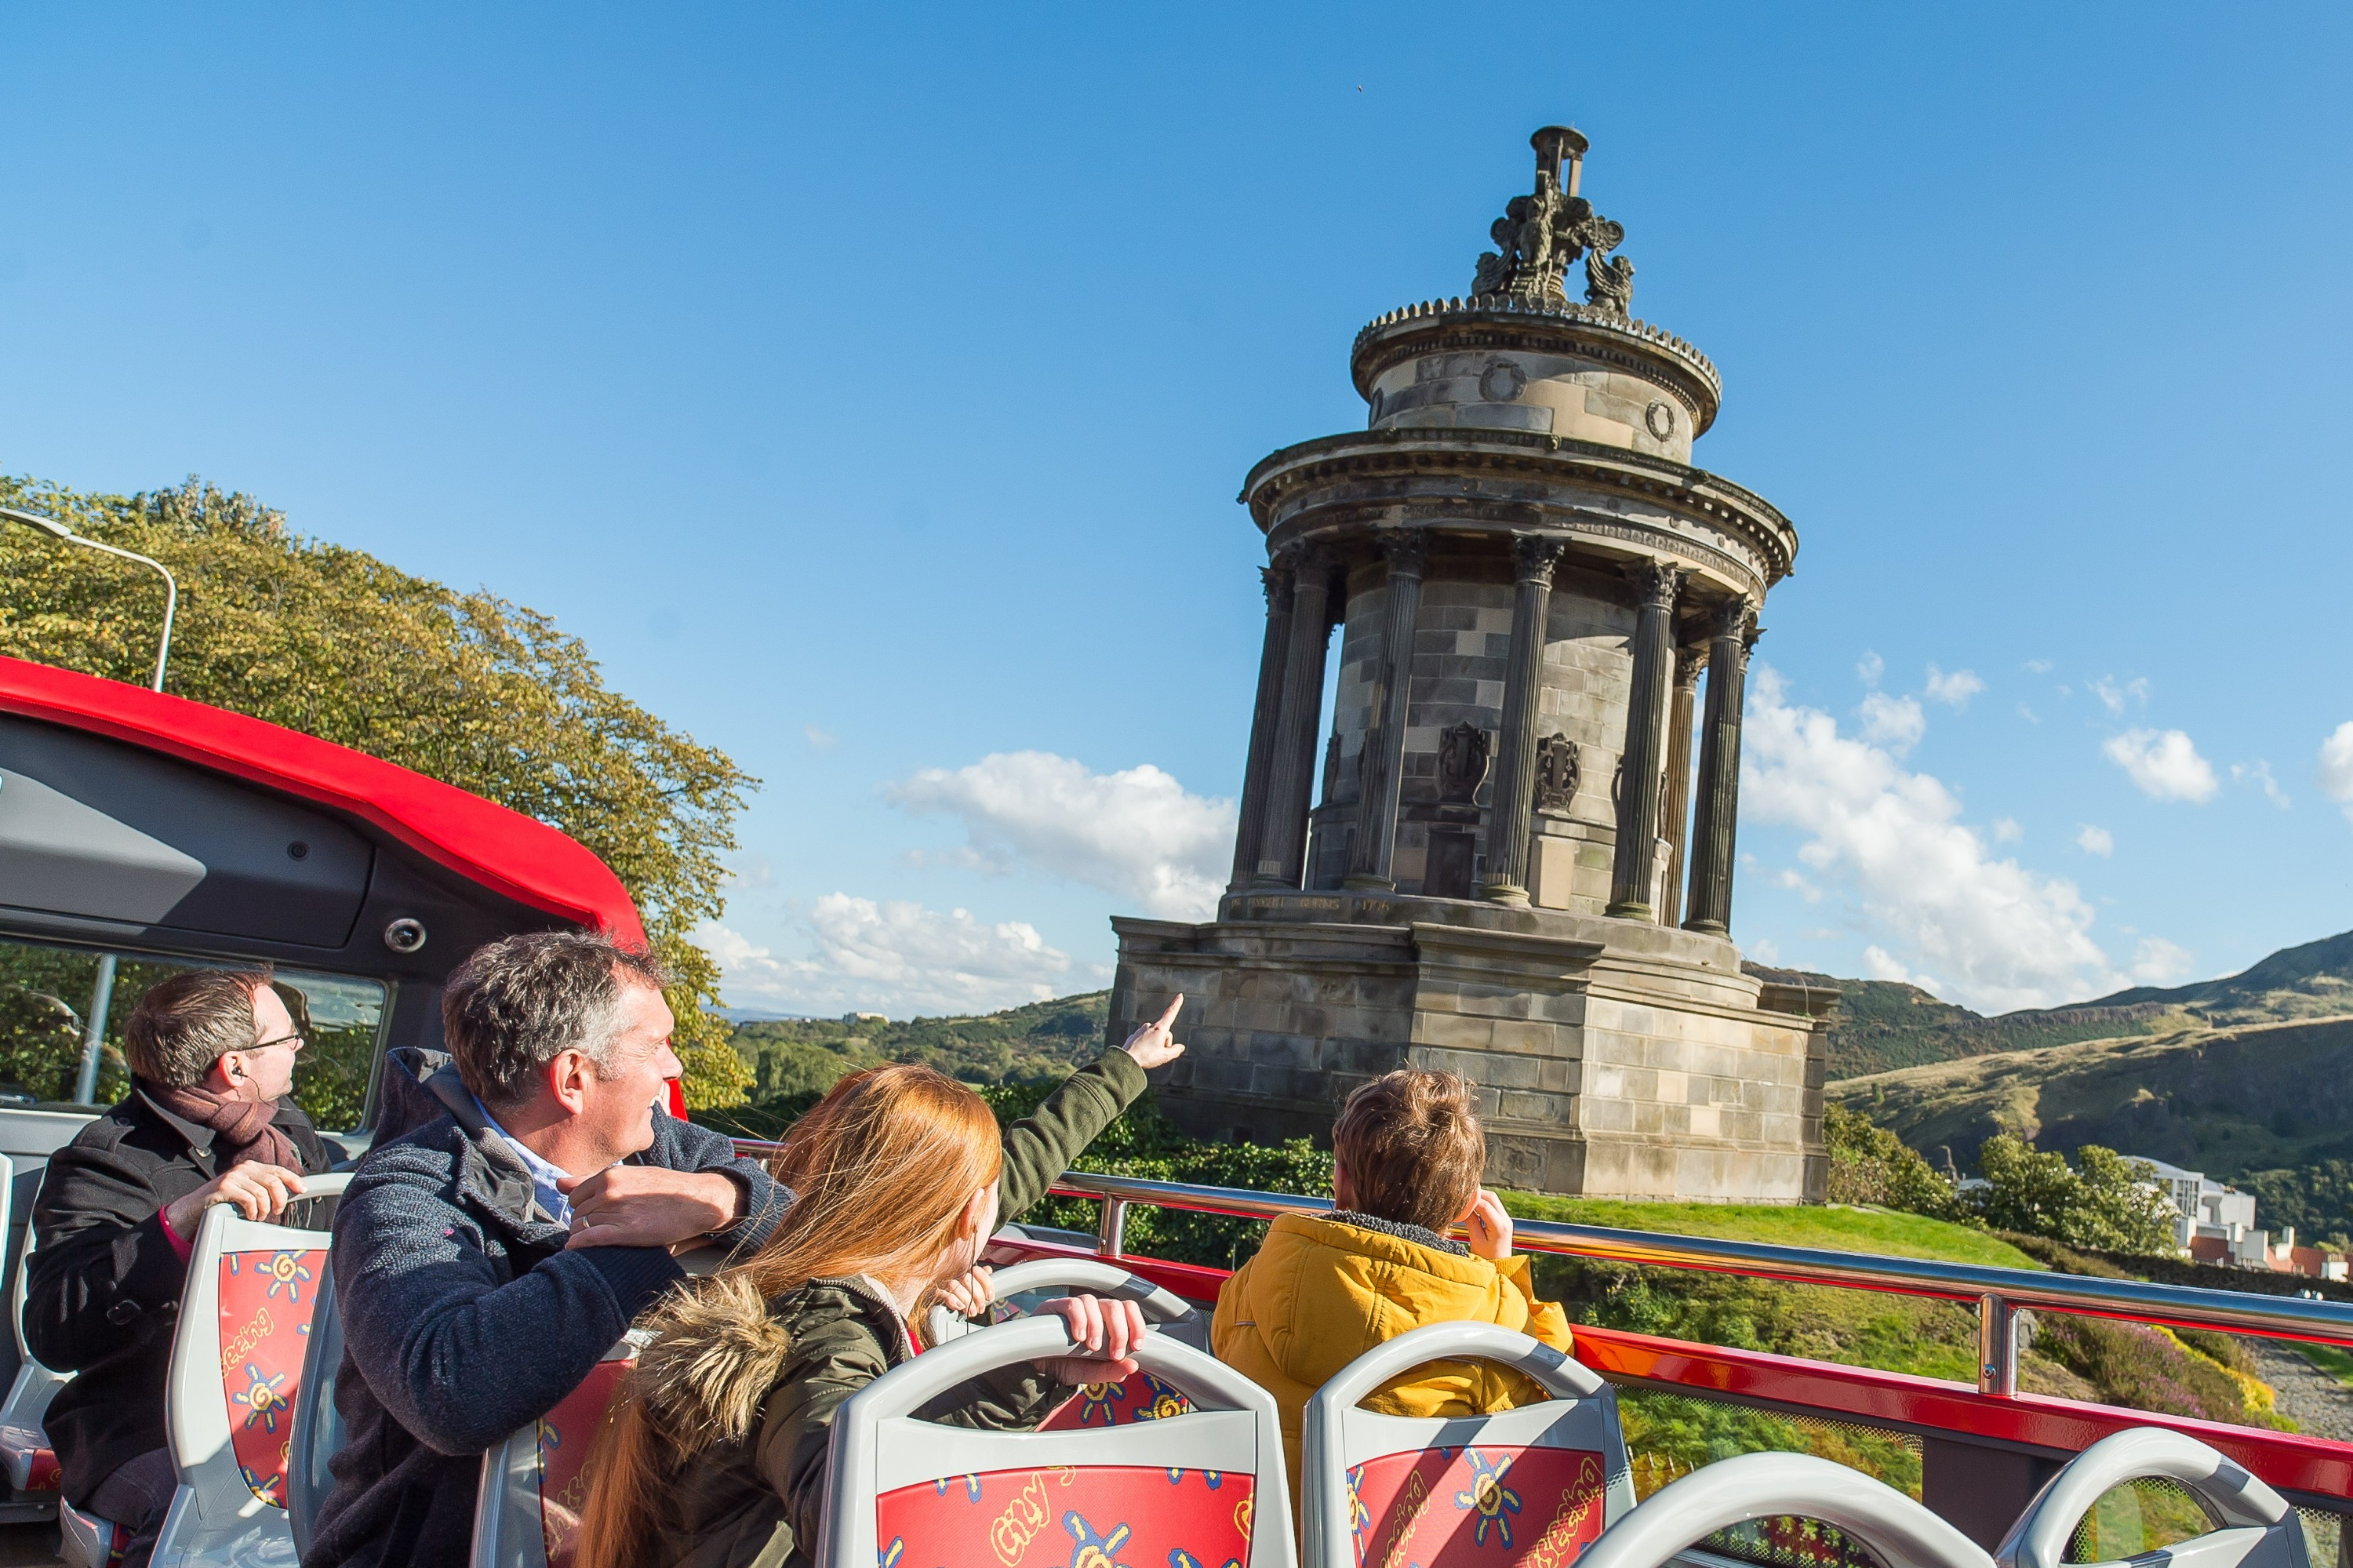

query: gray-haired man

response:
[308,932,787,1568]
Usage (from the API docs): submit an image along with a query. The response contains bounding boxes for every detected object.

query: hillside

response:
[1833,1016,2353,1240]
[728,991,1112,1097]
[1753,927,2353,1080]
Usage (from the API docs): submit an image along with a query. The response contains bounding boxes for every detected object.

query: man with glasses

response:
[27,966,333,1568]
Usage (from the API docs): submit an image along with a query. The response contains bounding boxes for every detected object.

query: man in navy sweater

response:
[307,931,787,1568]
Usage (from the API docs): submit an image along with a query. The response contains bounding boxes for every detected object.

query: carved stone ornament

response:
[1378,527,1431,578]
[1533,734,1580,813]
[1471,125,1632,311]
[1437,722,1492,805]
[1512,533,1567,584]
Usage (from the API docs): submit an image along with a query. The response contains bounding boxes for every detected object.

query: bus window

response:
[0,937,387,1133]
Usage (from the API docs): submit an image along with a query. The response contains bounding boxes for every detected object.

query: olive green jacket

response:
[627,1051,1147,1568]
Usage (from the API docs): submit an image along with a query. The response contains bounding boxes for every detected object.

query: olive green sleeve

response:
[996,1050,1147,1221]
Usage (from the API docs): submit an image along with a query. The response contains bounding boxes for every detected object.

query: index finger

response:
[1155,995,1184,1030]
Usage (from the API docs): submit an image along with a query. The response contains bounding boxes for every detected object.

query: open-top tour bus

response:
[10,651,2353,1568]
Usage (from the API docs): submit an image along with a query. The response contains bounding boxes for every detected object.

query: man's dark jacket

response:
[27,1087,333,1506]
[305,1047,788,1568]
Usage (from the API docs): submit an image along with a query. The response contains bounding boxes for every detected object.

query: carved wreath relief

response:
[1437,722,1491,805]
[1533,734,1580,813]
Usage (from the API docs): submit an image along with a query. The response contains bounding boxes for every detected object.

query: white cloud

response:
[2024,659,2053,675]
[699,900,1082,1017]
[1742,666,2164,1013]
[1861,945,1911,983]
[2075,824,2114,857]
[2318,722,2353,821]
[804,724,839,751]
[2091,675,2150,715]
[2230,760,2289,809]
[1992,817,2023,844]
[2017,704,2040,725]
[1925,665,1985,708]
[1747,937,1780,966]
[889,751,1235,920]
[1856,650,1884,687]
[1773,868,1824,904]
[2129,937,2195,987]
[2102,729,2219,803]
[1859,691,1925,753]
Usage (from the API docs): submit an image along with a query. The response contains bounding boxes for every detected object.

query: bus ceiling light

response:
[383,918,427,955]
[0,505,177,693]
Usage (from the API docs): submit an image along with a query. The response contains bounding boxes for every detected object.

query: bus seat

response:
[468,1340,640,1568]
[57,1496,129,1568]
[1580,1452,1994,1568]
[1299,1319,1635,1568]
[922,1257,1212,1434]
[145,1173,349,1568]
[286,1255,344,1561]
[813,1314,1293,1568]
[0,1159,66,1506]
[1996,1428,2309,1568]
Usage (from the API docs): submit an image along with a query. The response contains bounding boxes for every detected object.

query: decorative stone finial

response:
[1472,125,1633,313]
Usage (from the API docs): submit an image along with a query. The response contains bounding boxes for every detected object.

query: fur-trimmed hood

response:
[629,1273,907,1453]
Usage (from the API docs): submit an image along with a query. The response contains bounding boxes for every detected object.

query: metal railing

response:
[1041,1169,2353,1397]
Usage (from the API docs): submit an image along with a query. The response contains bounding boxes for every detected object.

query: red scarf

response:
[140,1078,303,1173]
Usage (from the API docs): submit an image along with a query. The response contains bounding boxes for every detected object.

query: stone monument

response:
[1107,126,1835,1202]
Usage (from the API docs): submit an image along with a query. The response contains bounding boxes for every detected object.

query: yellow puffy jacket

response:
[1209,1211,1575,1515]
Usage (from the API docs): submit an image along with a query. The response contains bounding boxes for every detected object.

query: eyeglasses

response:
[250,1032,307,1052]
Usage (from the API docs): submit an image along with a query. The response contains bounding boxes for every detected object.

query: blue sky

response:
[5,6,2351,1017]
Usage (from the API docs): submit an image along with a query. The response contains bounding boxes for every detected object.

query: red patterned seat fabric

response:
[533,1359,634,1568]
[0,1424,59,1492]
[216,1246,329,1509]
[1347,1445,1606,1567]
[1038,1370,1194,1432]
[875,1464,1252,1568]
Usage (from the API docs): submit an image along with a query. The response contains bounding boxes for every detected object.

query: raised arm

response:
[996,996,1185,1221]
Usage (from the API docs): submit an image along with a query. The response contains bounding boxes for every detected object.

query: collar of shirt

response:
[471,1095,574,1227]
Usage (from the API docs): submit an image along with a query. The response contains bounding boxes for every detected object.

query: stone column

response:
[1658,643,1705,928]
[1344,530,1429,891]
[1252,547,1336,889]
[1228,556,1297,891]
[1684,598,1761,936]
[1478,535,1566,905]
[1606,562,1686,920]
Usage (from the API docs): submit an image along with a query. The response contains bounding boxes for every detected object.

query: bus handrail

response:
[726,1141,2353,1396]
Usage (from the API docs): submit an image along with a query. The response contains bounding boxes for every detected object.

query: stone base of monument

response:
[1112,890,1833,1203]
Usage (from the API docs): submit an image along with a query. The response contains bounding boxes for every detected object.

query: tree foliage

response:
[1822,1104,1966,1219]
[0,474,756,1108]
[1969,1134,2177,1254]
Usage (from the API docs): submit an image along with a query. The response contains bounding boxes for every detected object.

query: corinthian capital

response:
[1639,561,1686,610]
[1712,596,1758,643]
[1378,527,1431,579]
[1511,533,1566,585]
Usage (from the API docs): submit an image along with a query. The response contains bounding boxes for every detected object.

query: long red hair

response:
[576,1064,1001,1568]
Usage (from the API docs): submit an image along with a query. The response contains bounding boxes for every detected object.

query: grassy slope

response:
[1500,1195,2041,1268]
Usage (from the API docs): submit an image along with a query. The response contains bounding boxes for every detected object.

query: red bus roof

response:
[0,655,646,947]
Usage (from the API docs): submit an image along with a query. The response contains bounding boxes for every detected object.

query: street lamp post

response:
[2,505,178,1102]
[1,507,176,693]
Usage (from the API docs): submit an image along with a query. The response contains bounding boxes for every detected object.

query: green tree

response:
[1822,1104,1965,1220]
[1970,1135,2177,1254]
[0,475,756,1109]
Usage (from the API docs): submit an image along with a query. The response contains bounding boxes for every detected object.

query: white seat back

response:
[152,1173,348,1566]
[816,1315,1293,1568]
[0,1160,71,1505]
[1579,1452,1994,1568]
[1996,1428,2310,1568]
[1299,1319,1633,1568]
[469,1341,639,1568]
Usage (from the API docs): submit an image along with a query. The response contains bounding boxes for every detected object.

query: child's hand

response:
[936,1264,995,1319]
[1466,1188,1513,1262]
[1031,1293,1148,1385]
[1122,995,1187,1071]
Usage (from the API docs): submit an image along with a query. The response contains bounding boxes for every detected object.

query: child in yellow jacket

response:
[1210,1068,1575,1515]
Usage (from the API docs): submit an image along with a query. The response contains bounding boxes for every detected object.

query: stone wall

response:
[1118,890,1832,1202]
